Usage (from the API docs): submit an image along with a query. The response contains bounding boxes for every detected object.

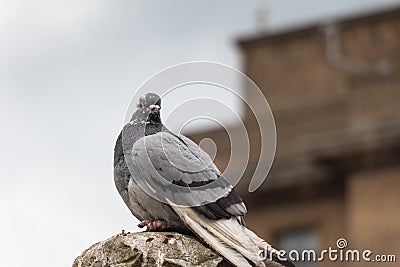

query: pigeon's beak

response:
[149,104,160,116]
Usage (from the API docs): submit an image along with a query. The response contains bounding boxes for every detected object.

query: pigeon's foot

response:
[137,220,150,229]
[138,220,169,231]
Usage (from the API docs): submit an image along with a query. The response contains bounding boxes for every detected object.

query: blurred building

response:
[190,6,400,267]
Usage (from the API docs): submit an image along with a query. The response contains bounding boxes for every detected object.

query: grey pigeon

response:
[114,93,295,267]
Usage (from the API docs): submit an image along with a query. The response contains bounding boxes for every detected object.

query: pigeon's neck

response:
[114,120,165,165]
[145,122,164,136]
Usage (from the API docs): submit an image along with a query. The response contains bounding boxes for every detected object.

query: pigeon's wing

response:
[131,131,293,267]
[130,131,247,220]
[176,134,247,220]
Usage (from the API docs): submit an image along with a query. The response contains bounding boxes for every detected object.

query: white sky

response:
[1,1,399,266]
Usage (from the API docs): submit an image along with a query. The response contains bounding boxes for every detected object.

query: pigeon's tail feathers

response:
[168,203,265,267]
[244,227,279,255]
[169,205,253,266]
[184,212,252,267]
[244,228,296,267]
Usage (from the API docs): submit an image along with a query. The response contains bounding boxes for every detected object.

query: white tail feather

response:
[168,202,267,267]
[175,207,252,266]
[244,227,280,256]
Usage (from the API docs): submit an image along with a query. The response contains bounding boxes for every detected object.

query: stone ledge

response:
[72,231,233,267]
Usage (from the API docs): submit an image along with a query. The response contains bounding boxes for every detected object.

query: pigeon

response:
[114,93,295,267]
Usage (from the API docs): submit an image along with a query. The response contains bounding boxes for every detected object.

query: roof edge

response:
[237,3,400,47]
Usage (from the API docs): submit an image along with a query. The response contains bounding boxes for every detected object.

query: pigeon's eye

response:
[137,102,144,109]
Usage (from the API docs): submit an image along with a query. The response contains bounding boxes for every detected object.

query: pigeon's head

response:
[137,93,161,109]
[134,93,161,123]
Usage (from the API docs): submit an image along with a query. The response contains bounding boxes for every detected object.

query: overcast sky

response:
[1,1,400,266]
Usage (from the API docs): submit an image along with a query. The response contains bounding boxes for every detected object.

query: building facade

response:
[190,6,400,267]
